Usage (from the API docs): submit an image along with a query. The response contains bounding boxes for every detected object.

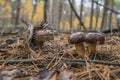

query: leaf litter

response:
[0,33,120,80]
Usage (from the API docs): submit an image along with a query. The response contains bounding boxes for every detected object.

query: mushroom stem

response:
[75,43,85,57]
[87,43,97,54]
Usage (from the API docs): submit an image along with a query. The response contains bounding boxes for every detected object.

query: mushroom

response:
[32,29,54,47]
[68,32,85,57]
[85,32,105,54]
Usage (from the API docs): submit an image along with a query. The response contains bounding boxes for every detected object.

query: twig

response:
[21,18,29,26]
[68,0,87,31]
[93,0,120,14]
[47,57,120,66]
[0,57,120,66]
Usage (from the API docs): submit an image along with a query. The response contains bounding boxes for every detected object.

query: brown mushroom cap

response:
[68,32,85,44]
[85,33,105,44]
[34,30,54,41]
[32,30,54,47]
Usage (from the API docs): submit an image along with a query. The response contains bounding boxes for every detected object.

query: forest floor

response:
[0,33,120,80]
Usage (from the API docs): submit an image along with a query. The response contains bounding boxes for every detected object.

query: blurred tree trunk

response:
[95,2,100,30]
[44,0,48,22]
[31,0,38,22]
[70,0,75,31]
[1,0,8,27]
[89,0,94,30]
[100,0,109,31]
[62,2,66,31]
[15,0,21,25]
[68,0,87,31]
[58,0,63,29]
[52,0,55,24]
[48,0,53,25]
[56,0,59,30]
[108,0,114,35]
[79,0,84,30]
[11,0,17,24]
[52,0,59,30]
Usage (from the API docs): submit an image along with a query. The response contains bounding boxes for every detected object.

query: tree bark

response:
[11,0,17,24]
[44,0,48,23]
[58,0,63,29]
[31,0,38,22]
[15,0,21,25]
[70,0,75,31]
[48,0,53,25]
[52,0,55,24]
[100,0,109,31]
[70,5,73,31]
[89,0,94,30]
[52,0,59,30]
[62,1,66,31]
[79,0,84,30]
[95,2,100,30]
[108,0,114,35]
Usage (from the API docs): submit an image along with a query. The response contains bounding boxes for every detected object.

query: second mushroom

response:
[85,32,105,54]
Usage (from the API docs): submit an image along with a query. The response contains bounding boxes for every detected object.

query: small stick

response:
[0,57,120,66]
[47,57,120,66]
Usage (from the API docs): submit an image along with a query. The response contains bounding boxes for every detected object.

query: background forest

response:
[0,0,120,80]
[0,0,120,32]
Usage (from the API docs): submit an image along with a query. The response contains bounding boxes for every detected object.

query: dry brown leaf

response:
[58,69,73,80]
